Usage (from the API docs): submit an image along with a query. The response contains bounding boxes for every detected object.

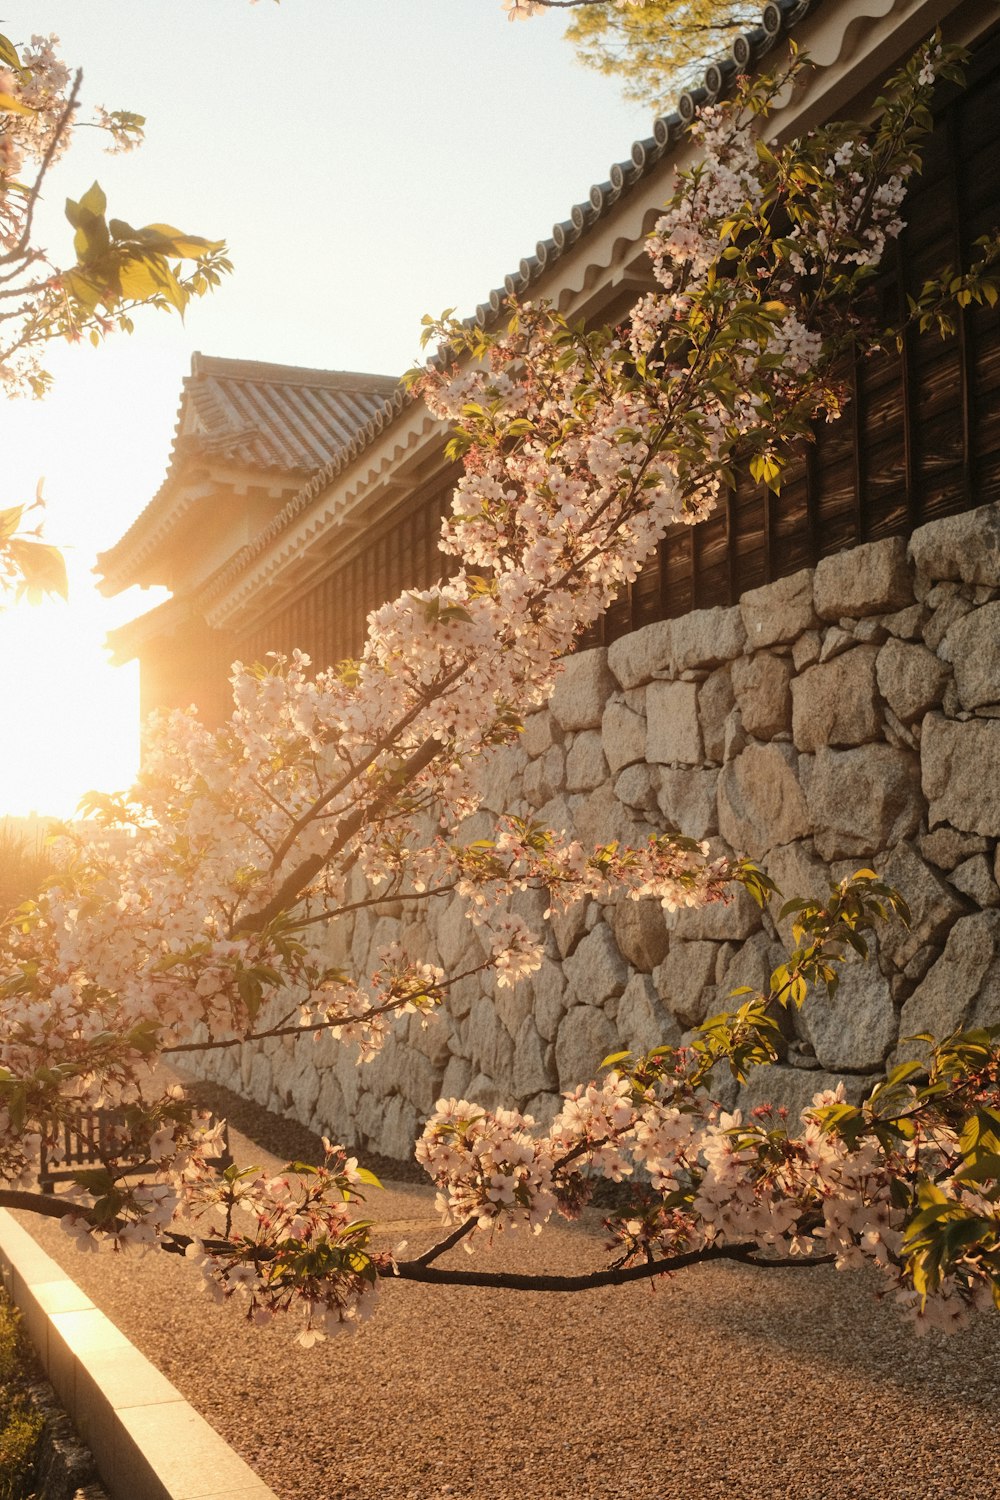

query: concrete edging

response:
[0,1210,278,1500]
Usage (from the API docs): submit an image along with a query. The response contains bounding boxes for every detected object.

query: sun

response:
[0,583,141,820]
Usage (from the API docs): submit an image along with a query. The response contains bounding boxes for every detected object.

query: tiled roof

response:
[96,355,398,592]
[176,354,399,474]
[104,595,189,666]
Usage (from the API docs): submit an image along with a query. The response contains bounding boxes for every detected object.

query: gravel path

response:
[17,1075,1000,1500]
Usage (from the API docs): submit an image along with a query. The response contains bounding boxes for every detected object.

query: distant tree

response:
[503,0,757,112]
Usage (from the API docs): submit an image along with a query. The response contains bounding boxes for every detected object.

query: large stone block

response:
[875,637,950,723]
[550,649,616,731]
[657,767,719,840]
[717,742,811,858]
[407,1010,455,1069]
[440,1053,474,1101]
[493,971,536,1038]
[923,589,974,652]
[523,1091,562,1129]
[464,995,515,1082]
[313,1073,349,1142]
[534,794,575,840]
[798,950,897,1072]
[478,741,525,816]
[522,710,560,760]
[664,881,763,941]
[646,680,703,765]
[436,894,478,972]
[572,783,651,849]
[805,745,921,860]
[670,604,747,671]
[736,1066,872,1121]
[875,840,965,975]
[602,700,647,776]
[464,1074,504,1112]
[944,601,1000,709]
[511,1017,556,1098]
[814,536,912,620]
[248,1050,272,1105]
[895,912,1000,1065]
[357,1091,420,1161]
[654,940,718,1028]
[523,742,566,806]
[731,651,793,739]
[548,899,590,960]
[383,1095,423,1160]
[607,620,674,690]
[612,897,670,972]
[615,763,659,813]
[908,501,1000,589]
[716,931,782,1004]
[920,826,990,871]
[530,956,570,1039]
[615,973,679,1054]
[563,921,629,1006]
[564,731,606,792]
[761,840,831,943]
[365,1035,439,1114]
[740,568,817,649]
[791,646,881,752]
[698,665,735,762]
[950,853,1000,909]
[555,1005,618,1091]
[921,714,1000,837]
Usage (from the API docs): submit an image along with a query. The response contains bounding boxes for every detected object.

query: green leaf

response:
[136,223,225,257]
[7,539,68,602]
[0,33,23,72]
[79,182,108,219]
[0,91,33,116]
[599,1050,632,1070]
[71,1167,116,1194]
[352,1167,383,1189]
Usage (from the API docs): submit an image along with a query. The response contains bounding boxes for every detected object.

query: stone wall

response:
[192,502,1000,1159]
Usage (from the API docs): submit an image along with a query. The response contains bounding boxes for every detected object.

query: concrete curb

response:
[0,1211,279,1500]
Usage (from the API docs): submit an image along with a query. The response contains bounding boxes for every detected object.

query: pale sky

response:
[1,0,658,818]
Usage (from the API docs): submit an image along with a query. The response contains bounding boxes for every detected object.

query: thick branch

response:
[388,1242,835,1291]
[0,1189,81,1220]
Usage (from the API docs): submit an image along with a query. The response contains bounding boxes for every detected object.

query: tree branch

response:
[389,1242,835,1291]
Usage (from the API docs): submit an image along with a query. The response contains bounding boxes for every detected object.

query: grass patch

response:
[0,823,55,919]
[0,1292,42,1500]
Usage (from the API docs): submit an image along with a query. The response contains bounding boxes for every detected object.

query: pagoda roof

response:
[96,354,399,594]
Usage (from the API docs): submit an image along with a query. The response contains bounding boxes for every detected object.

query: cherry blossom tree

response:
[1,36,999,1347]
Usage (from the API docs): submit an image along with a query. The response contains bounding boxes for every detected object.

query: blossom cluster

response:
[416,1049,1000,1335]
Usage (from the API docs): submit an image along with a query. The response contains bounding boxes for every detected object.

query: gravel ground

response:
[16,1075,1000,1500]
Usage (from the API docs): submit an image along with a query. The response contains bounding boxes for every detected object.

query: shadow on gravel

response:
[675,1255,1000,1412]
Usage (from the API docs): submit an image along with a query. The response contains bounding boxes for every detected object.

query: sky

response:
[0,0,657,818]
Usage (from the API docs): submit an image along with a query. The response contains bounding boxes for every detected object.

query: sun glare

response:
[0,583,140,820]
